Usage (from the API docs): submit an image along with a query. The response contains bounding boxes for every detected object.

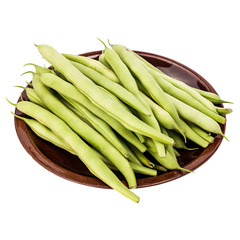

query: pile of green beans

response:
[9,40,232,203]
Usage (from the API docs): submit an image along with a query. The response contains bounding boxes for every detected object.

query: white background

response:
[1,0,239,239]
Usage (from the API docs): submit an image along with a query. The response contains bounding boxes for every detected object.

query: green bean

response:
[167,93,225,136]
[215,107,233,115]
[117,139,142,165]
[33,73,137,189]
[179,119,210,148]
[141,92,183,133]
[147,145,192,173]
[13,113,75,154]
[173,148,180,157]
[70,60,151,116]
[167,130,199,150]
[62,53,120,83]
[61,95,129,158]
[129,162,157,176]
[24,63,53,74]
[193,88,233,104]
[153,164,168,172]
[98,52,113,70]
[39,72,146,152]
[145,66,226,124]
[160,127,176,159]
[36,45,174,145]
[97,151,157,176]
[16,101,139,202]
[187,122,215,143]
[112,44,185,139]
[25,88,47,108]
[129,145,155,168]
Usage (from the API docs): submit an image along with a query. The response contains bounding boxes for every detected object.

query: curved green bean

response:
[98,52,113,70]
[193,88,233,104]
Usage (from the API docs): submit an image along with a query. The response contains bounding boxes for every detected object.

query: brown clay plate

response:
[14,50,226,189]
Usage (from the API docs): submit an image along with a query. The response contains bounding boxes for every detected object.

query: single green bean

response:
[117,138,142,165]
[129,145,155,168]
[62,53,120,83]
[24,63,53,74]
[215,107,233,115]
[25,88,47,108]
[153,164,168,172]
[36,45,174,145]
[16,101,139,202]
[193,88,233,104]
[33,73,137,188]
[167,130,199,150]
[98,52,113,70]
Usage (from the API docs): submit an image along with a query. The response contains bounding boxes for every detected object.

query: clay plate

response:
[14,50,226,189]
